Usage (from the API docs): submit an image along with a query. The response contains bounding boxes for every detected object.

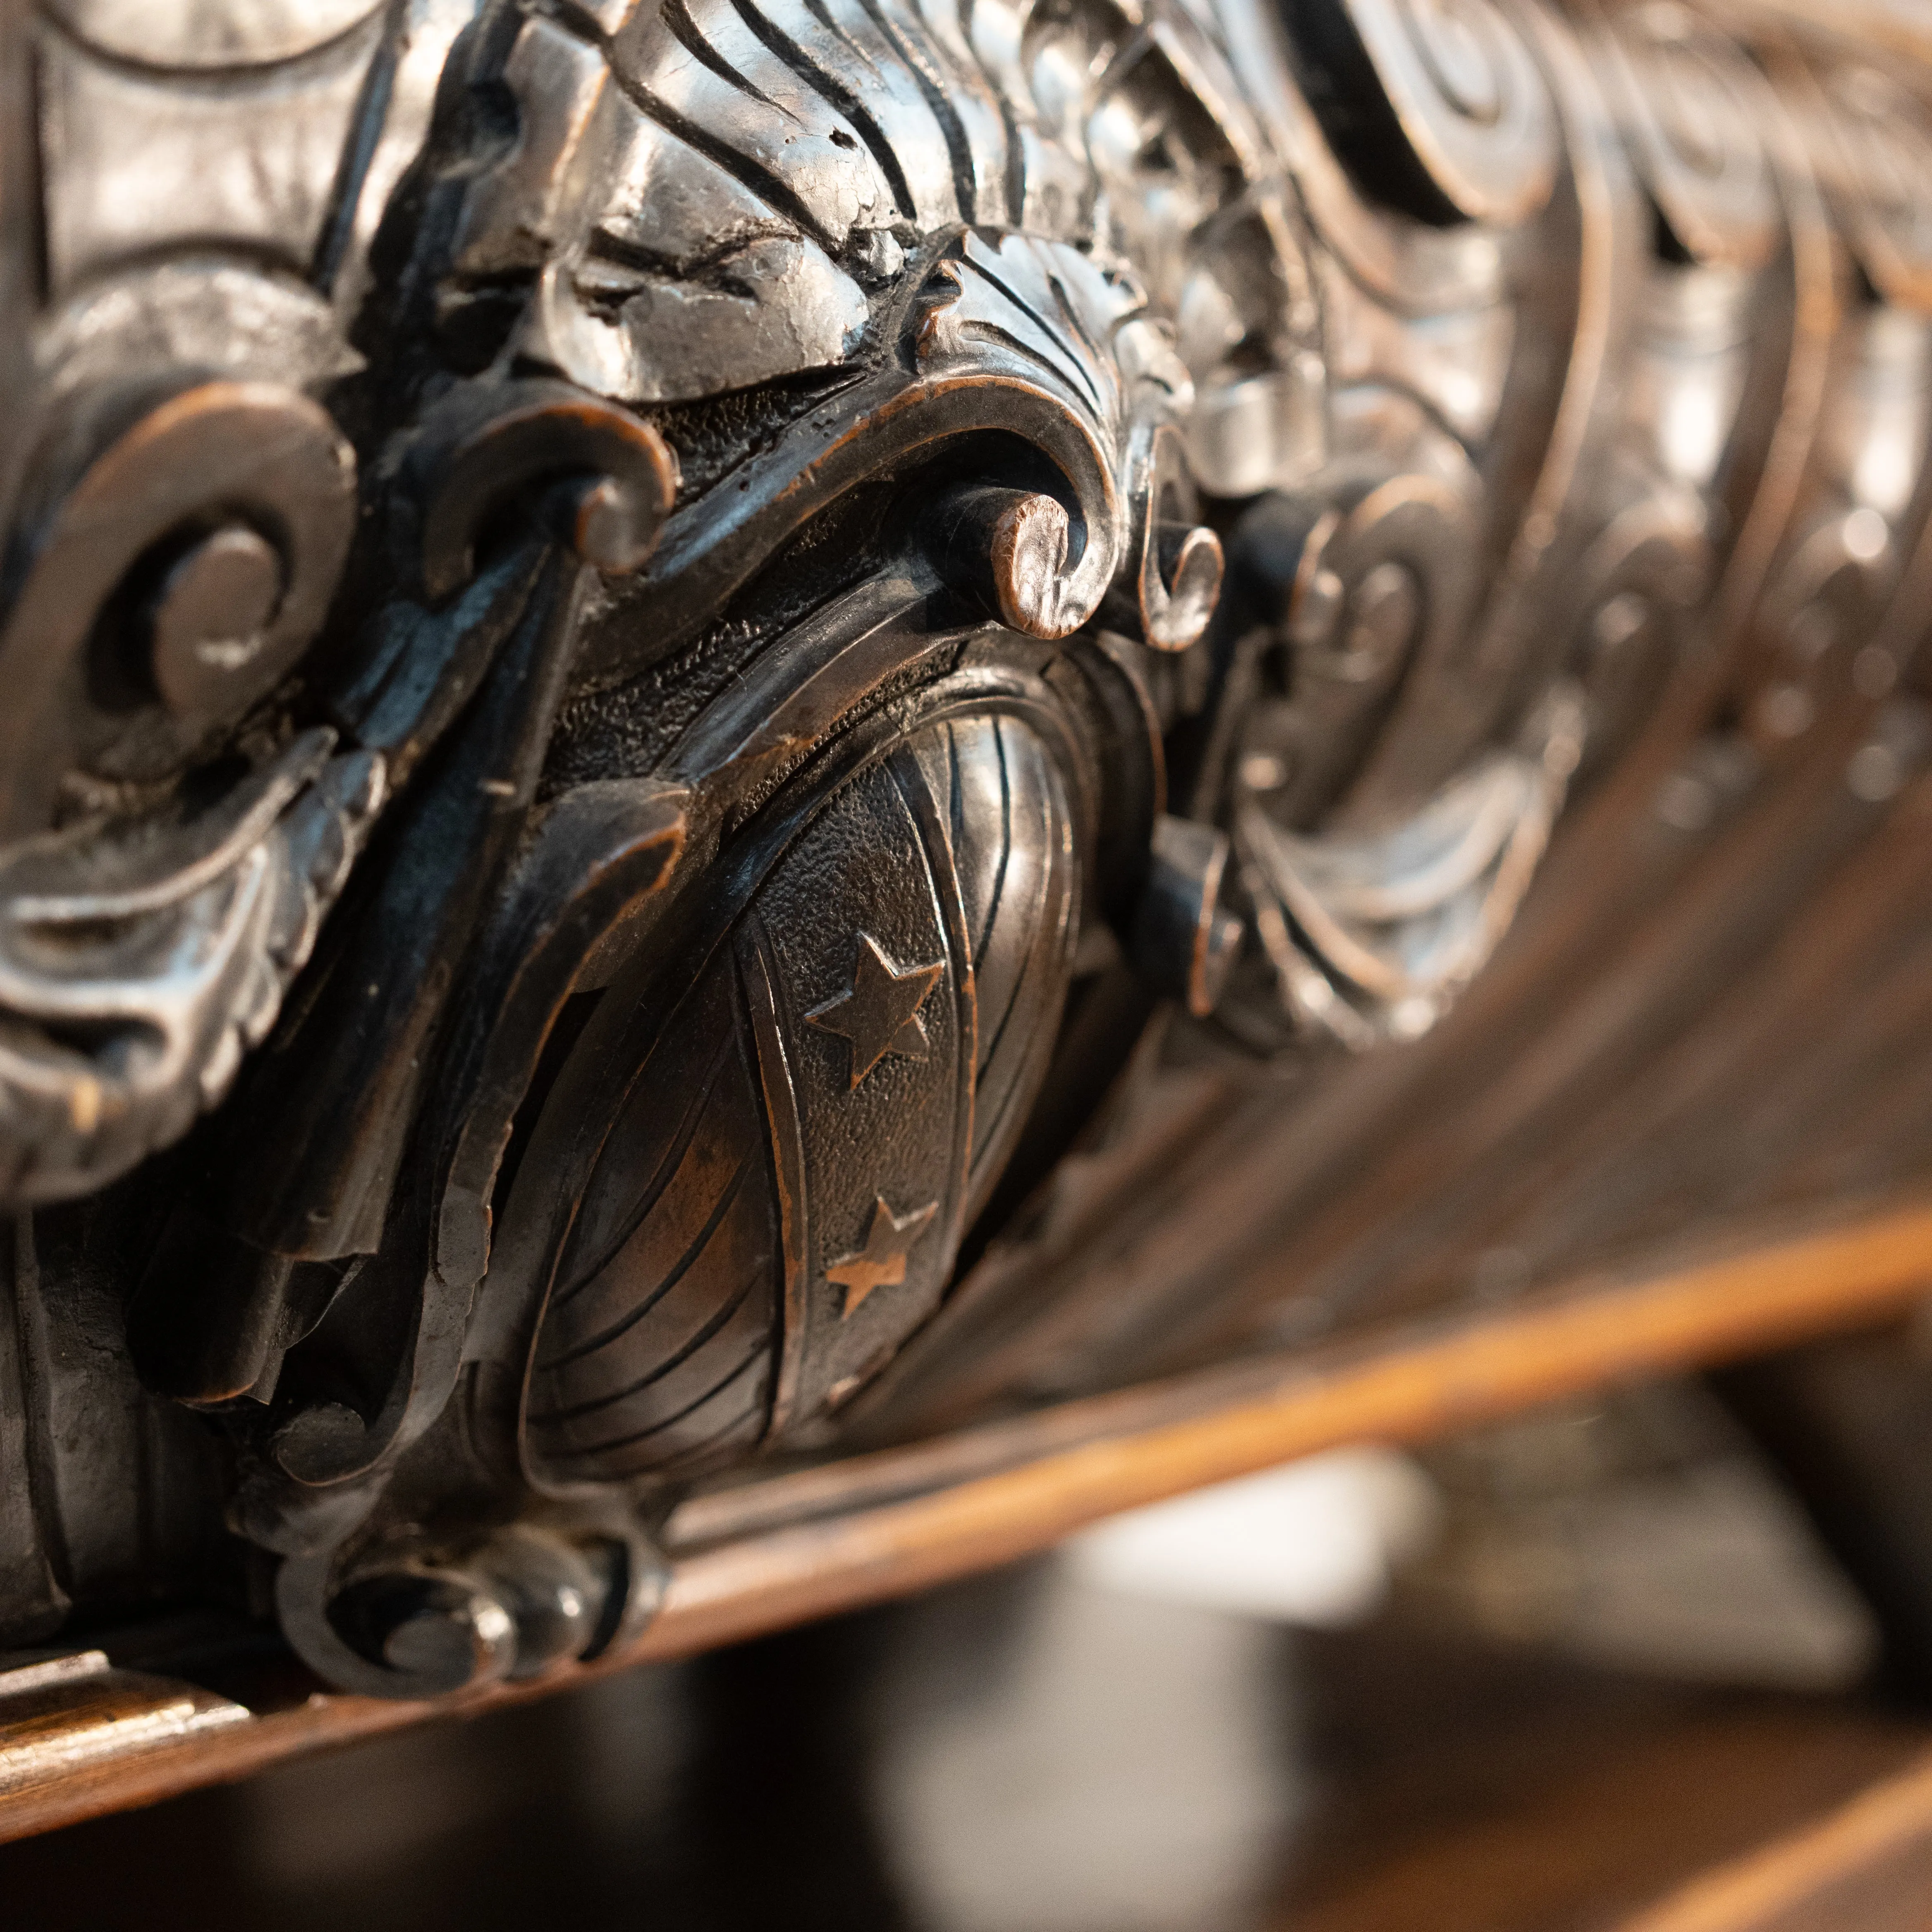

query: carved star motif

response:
[807,934,943,1089]
[825,1195,939,1317]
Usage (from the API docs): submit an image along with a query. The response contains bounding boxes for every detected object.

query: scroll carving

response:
[4,0,1932,1711]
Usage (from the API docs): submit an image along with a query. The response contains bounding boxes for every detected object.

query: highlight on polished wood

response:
[1617,1747,1932,1932]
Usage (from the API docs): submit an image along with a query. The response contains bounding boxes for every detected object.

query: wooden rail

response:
[1618,1747,1932,1931]
[4,1193,1932,1844]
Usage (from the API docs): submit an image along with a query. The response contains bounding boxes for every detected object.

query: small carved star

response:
[825,1195,939,1316]
[807,934,943,1089]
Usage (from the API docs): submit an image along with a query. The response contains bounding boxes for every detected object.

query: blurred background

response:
[7,1354,1929,1931]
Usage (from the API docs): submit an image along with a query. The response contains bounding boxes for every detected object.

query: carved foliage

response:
[0,734,385,1203]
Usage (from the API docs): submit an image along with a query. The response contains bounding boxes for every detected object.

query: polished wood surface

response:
[1620,1751,1932,1931]
[7,1585,1928,1932]
[1274,1634,1931,1932]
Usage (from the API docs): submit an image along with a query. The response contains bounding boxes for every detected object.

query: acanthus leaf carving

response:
[915,230,1222,646]
[0,730,386,1203]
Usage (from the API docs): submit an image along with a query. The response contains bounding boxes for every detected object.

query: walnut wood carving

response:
[2,0,1932,1740]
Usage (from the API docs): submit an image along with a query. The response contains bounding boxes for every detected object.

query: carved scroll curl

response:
[0,375,374,1200]
[0,378,357,837]
[276,1514,666,1702]
[916,232,1223,648]
[1289,0,1557,227]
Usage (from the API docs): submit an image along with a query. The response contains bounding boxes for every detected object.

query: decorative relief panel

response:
[3,0,1932,1709]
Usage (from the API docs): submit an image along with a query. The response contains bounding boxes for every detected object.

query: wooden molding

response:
[5,1192,1932,1845]
[1617,1748,1932,1931]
